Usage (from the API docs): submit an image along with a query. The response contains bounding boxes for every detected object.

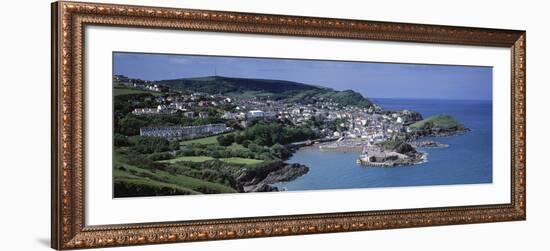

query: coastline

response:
[243,137,341,192]
[227,99,490,191]
[260,128,468,192]
[115,83,483,195]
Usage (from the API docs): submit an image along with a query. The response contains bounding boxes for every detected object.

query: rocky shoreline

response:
[410,140,449,148]
[239,162,309,192]
[409,128,470,139]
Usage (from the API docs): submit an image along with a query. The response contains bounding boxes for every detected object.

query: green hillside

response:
[159,76,372,107]
[113,86,164,97]
[113,149,238,197]
[409,114,465,130]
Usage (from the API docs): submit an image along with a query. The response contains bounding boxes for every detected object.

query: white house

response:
[247,110,265,119]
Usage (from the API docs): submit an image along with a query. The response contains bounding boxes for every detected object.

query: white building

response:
[172,102,186,111]
[396,117,403,123]
[198,112,209,119]
[247,110,264,119]
[132,108,158,116]
[132,105,175,116]
[183,111,194,118]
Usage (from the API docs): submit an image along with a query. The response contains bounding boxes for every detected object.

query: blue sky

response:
[113,52,492,100]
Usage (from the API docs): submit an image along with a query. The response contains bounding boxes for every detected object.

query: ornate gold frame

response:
[51,1,526,250]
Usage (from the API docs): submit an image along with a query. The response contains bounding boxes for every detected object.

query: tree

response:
[244,121,282,146]
[270,143,291,159]
[217,134,234,146]
[169,140,181,151]
[117,114,148,136]
[226,119,243,130]
[129,136,170,154]
[233,133,246,144]
[148,152,173,161]
[114,133,130,147]
[240,121,318,147]
[241,140,251,148]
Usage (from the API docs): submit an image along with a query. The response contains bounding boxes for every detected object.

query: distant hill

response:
[158,76,372,107]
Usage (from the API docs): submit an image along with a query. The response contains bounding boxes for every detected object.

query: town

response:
[113,74,469,196]
[115,75,423,145]
[113,74,460,169]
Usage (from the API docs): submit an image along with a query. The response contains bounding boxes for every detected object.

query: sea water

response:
[273,98,493,191]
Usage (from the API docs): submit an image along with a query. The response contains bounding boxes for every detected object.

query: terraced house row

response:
[139,123,232,140]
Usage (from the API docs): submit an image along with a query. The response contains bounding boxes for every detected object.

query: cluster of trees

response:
[115,134,179,154]
[326,118,349,132]
[129,136,179,154]
[178,141,290,161]
[114,93,158,118]
[217,121,318,147]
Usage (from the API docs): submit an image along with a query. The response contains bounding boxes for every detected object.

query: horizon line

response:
[371,97,492,102]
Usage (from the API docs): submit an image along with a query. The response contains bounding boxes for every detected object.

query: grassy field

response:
[114,87,164,96]
[220,157,264,165]
[158,156,214,163]
[179,133,230,146]
[178,132,251,152]
[158,155,263,165]
[179,133,249,152]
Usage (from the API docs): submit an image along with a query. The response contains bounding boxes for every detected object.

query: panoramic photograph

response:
[112,52,493,198]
